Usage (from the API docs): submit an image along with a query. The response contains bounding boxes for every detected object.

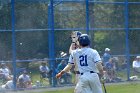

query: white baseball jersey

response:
[68,47,103,93]
[68,47,101,73]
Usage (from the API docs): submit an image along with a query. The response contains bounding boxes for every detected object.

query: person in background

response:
[56,60,72,84]
[104,58,116,82]
[39,62,50,78]
[17,70,32,88]
[102,48,111,66]
[17,78,26,89]
[1,76,27,89]
[0,63,12,81]
[132,56,140,75]
[1,76,14,90]
[39,61,52,85]
[57,60,67,73]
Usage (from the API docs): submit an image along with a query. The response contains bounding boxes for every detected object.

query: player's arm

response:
[56,49,75,79]
[96,61,107,84]
[96,61,104,77]
[56,63,73,78]
[93,50,104,76]
[63,63,73,72]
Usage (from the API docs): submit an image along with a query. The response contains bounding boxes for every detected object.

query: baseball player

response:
[56,34,104,93]
[69,31,82,53]
[69,31,82,83]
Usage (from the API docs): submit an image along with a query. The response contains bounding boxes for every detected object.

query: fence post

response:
[48,0,56,87]
[85,0,89,35]
[124,0,130,81]
[11,0,17,90]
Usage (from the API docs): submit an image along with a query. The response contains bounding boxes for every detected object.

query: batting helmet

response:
[76,31,82,37]
[78,34,90,46]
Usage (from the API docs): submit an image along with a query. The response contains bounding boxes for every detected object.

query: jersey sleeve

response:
[93,50,102,63]
[68,54,74,65]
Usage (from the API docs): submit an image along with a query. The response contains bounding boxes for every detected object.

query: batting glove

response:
[100,77,106,84]
[56,71,65,79]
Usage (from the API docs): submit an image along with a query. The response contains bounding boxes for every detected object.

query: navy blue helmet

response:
[76,31,82,37]
[78,34,90,46]
[71,31,82,43]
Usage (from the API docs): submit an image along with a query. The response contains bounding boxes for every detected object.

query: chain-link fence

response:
[0,0,140,91]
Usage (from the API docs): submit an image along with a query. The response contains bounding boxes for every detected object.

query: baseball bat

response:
[102,82,107,93]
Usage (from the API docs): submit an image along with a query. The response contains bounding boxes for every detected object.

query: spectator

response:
[121,59,127,70]
[102,48,111,66]
[56,60,72,84]
[0,63,12,81]
[57,60,67,72]
[17,78,26,89]
[1,77,13,90]
[112,57,119,71]
[104,58,116,82]
[132,56,140,75]
[39,61,52,85]
[17,70,32,88]
[1,76,26,89]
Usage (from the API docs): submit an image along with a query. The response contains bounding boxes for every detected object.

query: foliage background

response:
[0,0,140,87]
[0,0,140,61]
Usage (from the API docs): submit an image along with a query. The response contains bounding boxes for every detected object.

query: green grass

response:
[28,67,140,93]
[38,82,140,93]
[28,71,140,93]
[107,83,140,93]
[42,88,73,93]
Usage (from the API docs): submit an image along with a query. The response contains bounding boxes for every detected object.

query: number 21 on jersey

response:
[79,55,88,66]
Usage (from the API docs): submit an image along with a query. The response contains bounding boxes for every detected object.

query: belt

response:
[75,71,95,75]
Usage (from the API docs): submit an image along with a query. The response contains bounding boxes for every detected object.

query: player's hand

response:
[56,71,65,79]
[100,77,106,84]
[71,43,77,49]
[56,72,62,79]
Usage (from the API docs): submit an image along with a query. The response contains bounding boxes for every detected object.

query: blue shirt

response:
[105,62,113,69]
[57,63,66,72]
[103,53,111,64]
